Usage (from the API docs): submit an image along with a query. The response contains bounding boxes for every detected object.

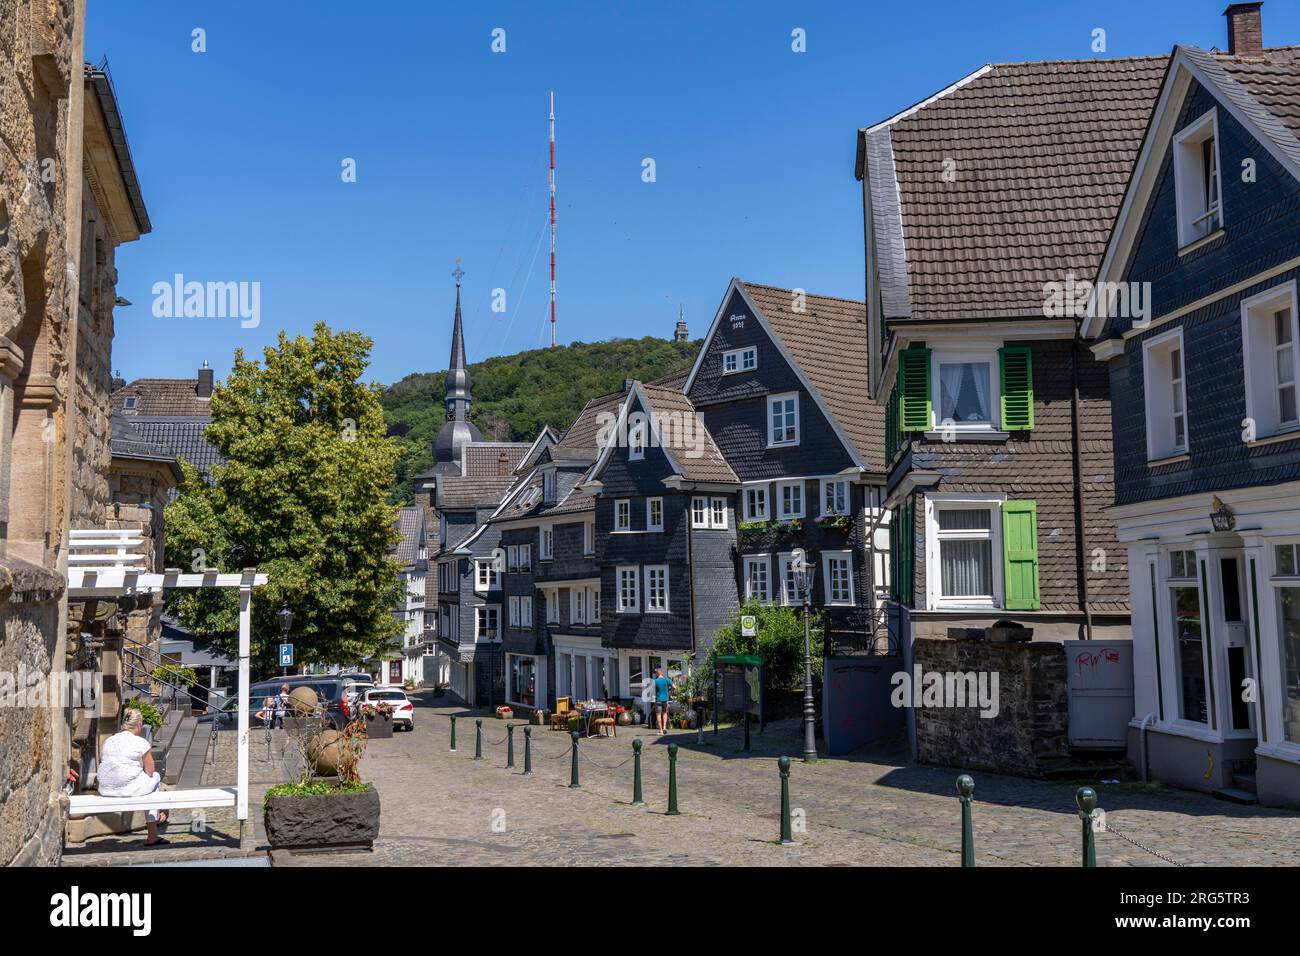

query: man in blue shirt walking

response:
[652,668,674,736]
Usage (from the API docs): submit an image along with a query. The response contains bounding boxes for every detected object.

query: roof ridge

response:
[737,280,865,306]
[988,53,1169,67]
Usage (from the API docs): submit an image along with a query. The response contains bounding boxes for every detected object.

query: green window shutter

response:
[898,347,931,432]
[886,382,900,462]
[1002,500,1040,611]
[902,503,914,606]
[999,346,1034,430]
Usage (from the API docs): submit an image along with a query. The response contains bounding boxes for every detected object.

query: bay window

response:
[1169,548,1208,725]
[923,495,1038,612]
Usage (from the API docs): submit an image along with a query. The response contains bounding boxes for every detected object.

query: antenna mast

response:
[548,90,557,349]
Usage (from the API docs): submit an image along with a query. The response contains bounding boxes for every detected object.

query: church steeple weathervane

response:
[432,260,483,470]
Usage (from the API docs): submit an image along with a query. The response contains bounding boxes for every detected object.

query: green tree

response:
[165,323,404,670]
[709,600,824,691]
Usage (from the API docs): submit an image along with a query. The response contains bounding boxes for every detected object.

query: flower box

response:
[365,715,393,738]
[495,706,514,720]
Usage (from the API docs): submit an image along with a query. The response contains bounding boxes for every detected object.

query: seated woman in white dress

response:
[97,708,168,845]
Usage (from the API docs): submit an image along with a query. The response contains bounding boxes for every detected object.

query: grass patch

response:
[265,780,373,799]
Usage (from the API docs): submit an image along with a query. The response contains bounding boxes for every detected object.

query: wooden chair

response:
[592,717,616,738]
[549,697,571,729]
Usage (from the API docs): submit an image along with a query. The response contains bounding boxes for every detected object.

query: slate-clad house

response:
[583,380,741,692]
[1086,3,1300,806]
[112,362,225,487]
[684,280,889,647]
[856,53,1165,644]
[391,505,429,687]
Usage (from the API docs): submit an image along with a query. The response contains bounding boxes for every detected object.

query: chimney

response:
[196,360,214,398]
[497,452,510,477]
[1224,2,1264,57]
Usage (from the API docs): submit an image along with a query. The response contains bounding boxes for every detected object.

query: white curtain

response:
[940,540,992,596]
[940,362,991,423]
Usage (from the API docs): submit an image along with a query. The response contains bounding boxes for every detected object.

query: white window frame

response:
[776,552,799,606]
[540,524,554,560]
[932,349,1000,432]
[1142,326,1190,462]
[722,345,757,375]
[475,605,500,640]
[743,484,769,522]
[743,554,771,604]
[776,480,805,521]
[520,594,532,627]
[543,469,557,502]
[1173,108,1224,249]
[710,497,727,529]
[615,499,632,532]
[507,546,519,572]
[583,520,595,555]
[1241,281,1300,441]
[691,496,709,529]
[768,392,800,447]
[628,414,646,461]
[645,564,669,613]
[617,565,640,614]
[647,497,664,532]
[475,559,498,593]
[820,478,850,517]
[821,550,855,606]
[591,584,601,622]
[924,494,1005,611]
[544,588,560,624]
[518,543,531,572]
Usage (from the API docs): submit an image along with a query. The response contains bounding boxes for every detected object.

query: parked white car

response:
[363,687,415,731]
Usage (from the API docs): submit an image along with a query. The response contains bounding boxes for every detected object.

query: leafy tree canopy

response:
[710,600,824,691]
[383,335,698,502]
[165,323,404,670]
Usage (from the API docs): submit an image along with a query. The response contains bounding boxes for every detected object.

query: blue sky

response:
[89,0,1300,385]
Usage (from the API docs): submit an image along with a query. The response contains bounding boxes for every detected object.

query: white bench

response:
[67,787,237,817]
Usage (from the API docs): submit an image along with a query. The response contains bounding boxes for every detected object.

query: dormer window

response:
[123,396,137,410]
[1174,109,1223,248]
[723,346,757,375]
[543,469,556,503]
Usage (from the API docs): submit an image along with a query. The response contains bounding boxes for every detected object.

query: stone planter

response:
[365,716,393,739]
[264,786,380,850]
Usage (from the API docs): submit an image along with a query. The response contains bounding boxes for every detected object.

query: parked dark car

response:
[207,677,351,730]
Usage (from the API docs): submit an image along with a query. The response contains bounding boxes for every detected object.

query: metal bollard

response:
[474,719,483,760]
[1076,787,1098,867]
[569,730,580,788]
[631,738,644,806]
[666,743,680,815]
[523,725,533,775]
[779,756,793,845]
[506,723,515,769]
[956,774,975,867]
[449,714,457,752]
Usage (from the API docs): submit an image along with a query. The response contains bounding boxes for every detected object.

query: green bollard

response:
[506,723,515,769]
[569,731,581,788]
[449,714,457,753]
[956,774,975,867]
[666,743,680,815]
[523,726,533,775]
[1076,787,1098,867]
[631,738,644,806]
[474,719,483,760]
[778,756,793,845]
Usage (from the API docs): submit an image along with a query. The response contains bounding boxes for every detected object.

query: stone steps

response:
[1212,787,1258,805]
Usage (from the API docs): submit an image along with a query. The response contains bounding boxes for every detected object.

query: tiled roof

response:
[553,389,626,461]
[738,281,884,471]
[861,56,1168,323]
[114,378,213,417]
[435,476,517,510]
[110,414,182,480]
[544,484,595,517]
[1195,45,1300,166]
[393,506,424,565]
[637,384,738,484]
[462,442,531,478]
[123,418,224,475]
[647,367,690,392]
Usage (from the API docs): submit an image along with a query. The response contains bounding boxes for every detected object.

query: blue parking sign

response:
[279,643,293,667]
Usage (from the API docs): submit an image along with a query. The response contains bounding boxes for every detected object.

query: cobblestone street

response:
[270,693,1300,868]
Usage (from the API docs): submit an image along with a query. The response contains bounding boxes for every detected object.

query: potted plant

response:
[264,717,379,851]
[433,682,448,698]
[495,705,514,720]
[361,701,394,738]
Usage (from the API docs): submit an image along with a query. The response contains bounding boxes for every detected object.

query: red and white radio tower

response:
[548,91,557,349]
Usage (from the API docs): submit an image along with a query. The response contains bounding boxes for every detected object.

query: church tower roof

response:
[433,264,482,472]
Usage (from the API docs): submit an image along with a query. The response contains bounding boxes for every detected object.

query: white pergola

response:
[66,530,268,833]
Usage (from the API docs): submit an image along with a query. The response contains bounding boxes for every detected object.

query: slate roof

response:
[1191,45,1300,169]
[737,281,884,471]
[121,417,224,475]
[552,389,626,461]
[462,442,531,478]
[858,55,1169,323]
[637,384,738,484]
[393,506,424,566]
[114,377,213,417]
[435,476,517,510]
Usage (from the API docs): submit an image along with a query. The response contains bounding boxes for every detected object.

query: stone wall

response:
[70,184,115,526]
[914,637,1069,777]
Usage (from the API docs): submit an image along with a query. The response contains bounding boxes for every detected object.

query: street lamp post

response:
[277,605,294,676]
[792,549,817,763]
